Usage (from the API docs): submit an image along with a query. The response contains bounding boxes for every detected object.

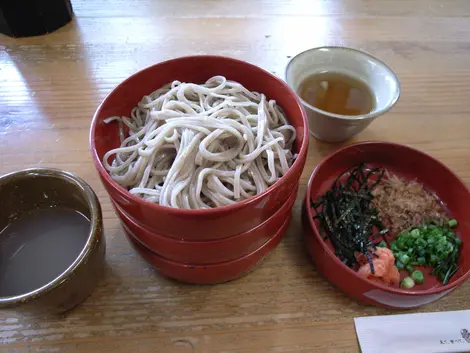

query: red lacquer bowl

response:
[115,184,298,265]
[304,141,470,309]
[90,55,308,241]
[125,215,292,284]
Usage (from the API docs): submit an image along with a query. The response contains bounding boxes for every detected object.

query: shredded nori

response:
[311,163,389,274]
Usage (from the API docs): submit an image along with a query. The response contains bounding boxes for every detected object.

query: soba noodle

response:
[103,76,297,209]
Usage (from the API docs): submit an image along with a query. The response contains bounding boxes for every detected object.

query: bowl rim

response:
[114,182,298,245]
[128,211,292,268]
[0,168,102,306]
[305,140,470,296]
[285,46,401,121]
[90,54,309,216]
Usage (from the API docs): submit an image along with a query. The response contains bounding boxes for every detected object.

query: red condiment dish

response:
[90,55,308,241]
[304,141,470,309]
[114,184,298,265]
[125,215,291,284]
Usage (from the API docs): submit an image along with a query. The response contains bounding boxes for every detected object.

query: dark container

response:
[0,0,73,38]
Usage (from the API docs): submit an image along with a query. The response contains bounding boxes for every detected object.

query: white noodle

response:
[103,76,296,209]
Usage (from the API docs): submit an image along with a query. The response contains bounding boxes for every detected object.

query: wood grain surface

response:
[1,0,470,352]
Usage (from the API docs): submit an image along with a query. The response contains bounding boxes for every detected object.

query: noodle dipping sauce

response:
[286,46,401,142]
[298,71,375,116]
[0,208,89,297]
[0,168,105,316]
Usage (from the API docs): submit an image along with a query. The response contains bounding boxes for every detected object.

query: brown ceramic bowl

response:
[0,168,105,316]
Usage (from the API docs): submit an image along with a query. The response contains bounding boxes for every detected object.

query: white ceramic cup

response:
[285,47,401,143]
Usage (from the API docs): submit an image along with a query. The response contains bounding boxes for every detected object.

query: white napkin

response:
[354,310,470,353]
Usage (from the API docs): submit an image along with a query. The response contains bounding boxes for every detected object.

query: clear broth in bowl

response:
[298,71,375,116]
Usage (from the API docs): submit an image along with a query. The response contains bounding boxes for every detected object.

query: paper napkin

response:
[354,310,470,353]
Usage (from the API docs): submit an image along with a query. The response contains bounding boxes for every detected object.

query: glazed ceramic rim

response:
[305,141,470,296]
[0,168,102,306]
[285,46,401,121]
[90,55,309,216]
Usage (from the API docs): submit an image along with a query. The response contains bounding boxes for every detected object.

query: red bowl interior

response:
[304,141,470,307]
[90,55,308,240]
[126,214,292,284]
[115,183,298,264]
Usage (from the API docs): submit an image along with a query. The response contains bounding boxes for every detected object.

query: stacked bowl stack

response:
[90,56,309,284]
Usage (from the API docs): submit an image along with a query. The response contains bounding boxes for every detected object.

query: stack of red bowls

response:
[90,56,309,284]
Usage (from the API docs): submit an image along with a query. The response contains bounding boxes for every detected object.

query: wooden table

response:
[1,0,470,351]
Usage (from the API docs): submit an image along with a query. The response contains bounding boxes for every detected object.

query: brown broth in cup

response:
[298,72,375,116]
[0,207,90,297]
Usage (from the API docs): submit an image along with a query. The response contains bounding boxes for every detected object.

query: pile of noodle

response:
[103,76,296,209]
